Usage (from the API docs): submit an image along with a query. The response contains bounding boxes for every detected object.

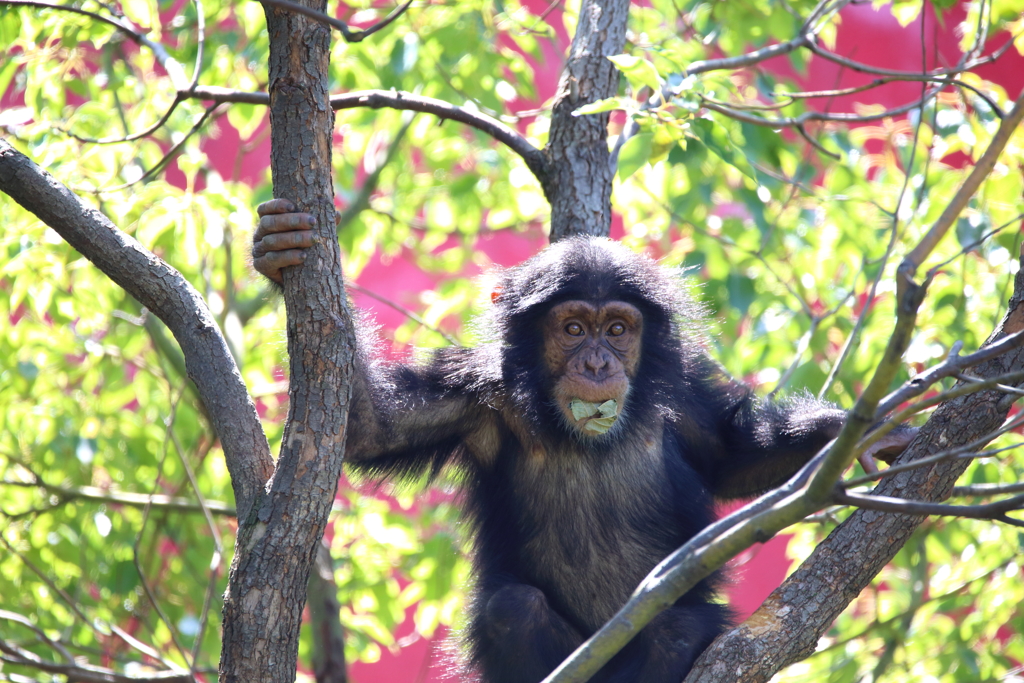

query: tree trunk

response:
[542,0,629,241]
[686,252,1024,683]
[218,1,356,681]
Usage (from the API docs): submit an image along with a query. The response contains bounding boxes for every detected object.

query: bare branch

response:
[0,610,74,664]
[952,481,1024,497]
[260,0,413,42]
[927,212,1024,274]
[334,90,548,182]
[833,489,1024,527]
[876,330,1024,416]
[780,77,1004,118]
[348,282,459,346]
[0,637,192,683]
[0,479,236,516]
[846,424,1024,488]
[700,85,944,127]
[183,86,549,181]
[805,36,1016,81]
[0,532,175,668]
[63,96,185,144]
[74,104,222,193]
[685,35,812,76]
[2,1,189,90]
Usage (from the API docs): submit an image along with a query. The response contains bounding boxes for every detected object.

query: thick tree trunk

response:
[542,0,630,241]
[685,252,1024,683]
[218,2,355,681]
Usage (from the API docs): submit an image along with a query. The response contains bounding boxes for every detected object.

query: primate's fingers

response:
[253,229,315,256]
[256,198,297,216]
[253,249,307,283]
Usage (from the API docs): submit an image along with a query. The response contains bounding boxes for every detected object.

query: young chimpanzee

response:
[253,199,911,683]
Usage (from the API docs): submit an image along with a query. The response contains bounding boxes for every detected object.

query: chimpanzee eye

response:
[565,323,584,336]
[607,323,626,336]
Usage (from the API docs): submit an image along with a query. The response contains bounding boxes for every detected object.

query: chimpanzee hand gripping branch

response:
[252,199,914,683]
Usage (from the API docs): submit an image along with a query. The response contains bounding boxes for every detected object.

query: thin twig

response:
[0,640,193,683]
[700,85,944,127]
[0,478,235,516]
[834,489,1024,527]
[73,104,222,193]
[347,282,459,346]
[0,610,74,663]
[952,481,1024,497]
[846,423,1024,488]
[927,212,1024,274]
[260,0,413,43]
[2,0,189,89]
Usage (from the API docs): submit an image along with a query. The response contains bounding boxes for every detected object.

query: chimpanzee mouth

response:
[568,398,619,434]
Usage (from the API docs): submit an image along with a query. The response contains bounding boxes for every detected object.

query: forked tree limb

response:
[0,137,273,521]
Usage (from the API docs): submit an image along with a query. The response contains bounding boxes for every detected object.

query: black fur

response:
[343,237,845,683]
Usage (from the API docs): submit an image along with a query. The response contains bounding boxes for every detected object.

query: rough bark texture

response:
[542,0,630,241]
[308,544,348,683]
[218,2,355,681]
[686,255,1024,683]
[0,138,273,520]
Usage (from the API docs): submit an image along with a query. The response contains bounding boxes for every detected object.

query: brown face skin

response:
[251,198,318,283]
[544,300,643,436]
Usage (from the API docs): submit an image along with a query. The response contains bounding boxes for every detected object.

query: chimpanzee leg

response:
[471,583,586,683]
[604,602,731,683]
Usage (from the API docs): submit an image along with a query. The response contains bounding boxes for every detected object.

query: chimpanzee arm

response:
[700,380,916,498]
[344,346,500,479]
[710,393,846,499]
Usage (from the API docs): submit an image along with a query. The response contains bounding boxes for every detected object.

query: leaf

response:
[584,415,617,434]
[573,97,629,116]
[607,54,662,93]
[617,132,654,181]
[570,399,599,420]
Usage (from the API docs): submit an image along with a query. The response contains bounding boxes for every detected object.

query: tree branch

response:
[185,86,549,181]
[259,0,413,43]
[0,138,272,520]
[876,330,1024,416]
[1,479,236,516]
[0,637,192,683]
[833,489,1024,528]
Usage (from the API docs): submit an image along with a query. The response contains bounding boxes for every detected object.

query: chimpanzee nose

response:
[584,352,608,374]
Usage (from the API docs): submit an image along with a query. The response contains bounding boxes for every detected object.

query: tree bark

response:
[218,1,356,681]
[686,252,1024,683]
[0,138,273,521]
[542,0,630,241]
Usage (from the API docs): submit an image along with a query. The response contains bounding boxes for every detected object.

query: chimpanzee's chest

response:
[493,434,708,633]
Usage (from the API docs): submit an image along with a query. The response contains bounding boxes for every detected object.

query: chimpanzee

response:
[252,199,912,683]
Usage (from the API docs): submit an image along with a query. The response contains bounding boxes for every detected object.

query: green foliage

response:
[1,0,1023,679]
